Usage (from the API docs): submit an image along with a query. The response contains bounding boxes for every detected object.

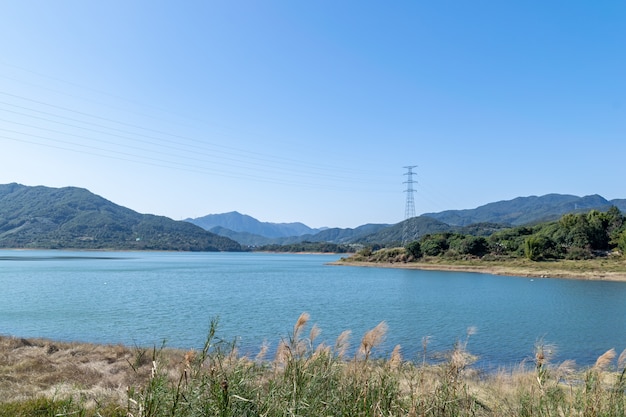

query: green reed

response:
[1,315,624,417]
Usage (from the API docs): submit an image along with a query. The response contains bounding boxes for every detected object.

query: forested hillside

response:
[198,194,626,248]
[423,194,626,226]
[375,207,626,262]
[187,211,323,237]
[0,184,241,251]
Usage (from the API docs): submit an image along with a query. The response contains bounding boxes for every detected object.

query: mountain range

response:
[187,194,626,247]
[1,182,625,250]
[186,212,326,238]
[423,193,626,226]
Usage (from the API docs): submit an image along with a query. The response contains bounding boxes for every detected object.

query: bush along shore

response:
[1,314,625,416]
[334,250,626,281]
[333,207,626,280]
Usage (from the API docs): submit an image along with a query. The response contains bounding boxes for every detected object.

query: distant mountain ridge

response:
[0,183,241,251]
[191,194,626,247]
[186,211,326,238]
[3,183,622,251]
[423,194,626,226]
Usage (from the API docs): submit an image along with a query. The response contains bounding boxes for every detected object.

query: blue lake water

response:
[1,250,625,369]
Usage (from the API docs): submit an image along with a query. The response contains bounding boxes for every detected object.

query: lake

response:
[1,250,625,369]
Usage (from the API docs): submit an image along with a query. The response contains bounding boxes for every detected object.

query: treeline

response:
[405,206,626,261]
[253,241,353,253]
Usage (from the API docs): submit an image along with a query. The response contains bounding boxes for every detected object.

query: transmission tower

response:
[402,165,418,245]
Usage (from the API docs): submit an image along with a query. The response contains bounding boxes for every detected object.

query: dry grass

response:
[0,335,176,409]
[1,317,625,416]
[335,254,626,281]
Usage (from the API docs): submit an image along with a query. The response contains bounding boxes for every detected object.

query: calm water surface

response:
[1,250,625,369]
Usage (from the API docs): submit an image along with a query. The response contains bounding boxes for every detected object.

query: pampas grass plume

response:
[594,348,616,372]
[309,324,321,344]
[618,348,626,370]
[389,344,402,369]
[334,330,351,359]
[359,321,388,359]
[294,312,310,339]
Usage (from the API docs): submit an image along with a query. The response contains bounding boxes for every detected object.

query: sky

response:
[0,1,624,229]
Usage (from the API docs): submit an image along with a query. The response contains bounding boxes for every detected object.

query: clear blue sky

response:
[1,1,624,228]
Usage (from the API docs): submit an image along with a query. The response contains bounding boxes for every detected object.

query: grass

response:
[1,315,625,416]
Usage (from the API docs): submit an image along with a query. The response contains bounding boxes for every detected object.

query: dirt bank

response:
[330,260,626,282]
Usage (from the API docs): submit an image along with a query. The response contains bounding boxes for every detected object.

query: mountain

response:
[198,224,390,247]
[191,193,626,248]
[422,194,624,226]
[358,217,452,245]
[186,211,325,238]
[302,224,391,244]
[0,183,241,251]
[358,219,513,246]
[612,199,626,212]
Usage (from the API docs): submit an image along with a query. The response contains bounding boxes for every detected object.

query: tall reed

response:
[2,315,625,417]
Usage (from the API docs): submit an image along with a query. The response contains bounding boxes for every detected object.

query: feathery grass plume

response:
[255,341,269,362]
[389,344,402,369]
[334,330,351,359]
[618,348,626,370]
[313,342,331,359]
[309,324,321,345]
[294,339,308,358]
[534,342,556,388]
[293,312,310,340]
[359,321,388,360]
[555,359,576,380]
[183,350,195,366]
[422,335,431,364]
[534,341,556,369]
[593,348,616,372]
[451,346,468,371]
[274,340,290,367]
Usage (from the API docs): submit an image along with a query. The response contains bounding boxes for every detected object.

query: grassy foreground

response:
[1,314,625,416]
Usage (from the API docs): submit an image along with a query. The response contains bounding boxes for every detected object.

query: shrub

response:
[405,241,422,259]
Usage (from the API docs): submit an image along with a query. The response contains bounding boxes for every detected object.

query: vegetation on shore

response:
[253,241,354,253]
[1,315,625,416]
[338,207,626,279]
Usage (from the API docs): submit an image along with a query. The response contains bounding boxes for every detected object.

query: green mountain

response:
[206,223,390,247]
[422,194,624,226]
[193,193,626,248]
[187,211,325,238]
[0,183,241,251]
[307,224,392,244]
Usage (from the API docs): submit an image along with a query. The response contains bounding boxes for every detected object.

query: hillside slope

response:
[0,183,241,251]
[187,211,323,238]
[422,194,623,226]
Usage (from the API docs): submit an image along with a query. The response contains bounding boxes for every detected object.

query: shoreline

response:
[330,260,626,282]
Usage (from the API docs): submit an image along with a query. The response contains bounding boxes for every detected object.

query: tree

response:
[405,241,422,259]
[419,234,449,256]
[617,230,626,256]
[458,236,489,257]
[585,210,609,250]
[606,206,626,247]
[488,226,533,256]
[524,235,558,261]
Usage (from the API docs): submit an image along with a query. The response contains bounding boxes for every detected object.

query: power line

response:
[0,90,396,187]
